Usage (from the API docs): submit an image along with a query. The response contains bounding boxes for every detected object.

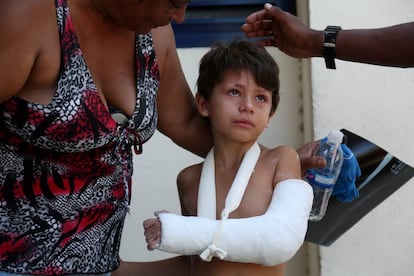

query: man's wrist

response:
[323,26,342,69]
[312,30,326,58]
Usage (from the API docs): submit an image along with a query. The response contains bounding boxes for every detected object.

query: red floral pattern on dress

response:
[0,0,159,274]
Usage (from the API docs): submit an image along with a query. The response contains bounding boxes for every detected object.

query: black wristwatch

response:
[323,25,342,69]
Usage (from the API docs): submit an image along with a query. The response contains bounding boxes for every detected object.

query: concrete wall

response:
[308,0,414,275]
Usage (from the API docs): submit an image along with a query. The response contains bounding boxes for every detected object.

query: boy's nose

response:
[239,97,254,112]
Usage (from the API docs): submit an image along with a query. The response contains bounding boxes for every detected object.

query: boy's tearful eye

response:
[228,89,240,97]
[256,95,266,103]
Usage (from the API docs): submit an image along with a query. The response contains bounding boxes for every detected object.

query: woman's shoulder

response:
[0,0,59,102]
[1,0,54,27]
[151,24,176,59]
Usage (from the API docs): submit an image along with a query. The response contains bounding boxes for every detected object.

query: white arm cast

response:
[158,179,313,266]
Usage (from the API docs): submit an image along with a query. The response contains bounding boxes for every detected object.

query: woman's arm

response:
[0,0,45,102]
[152,25,213,157]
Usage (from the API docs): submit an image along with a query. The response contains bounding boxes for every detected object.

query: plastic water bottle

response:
[307,130,344,221]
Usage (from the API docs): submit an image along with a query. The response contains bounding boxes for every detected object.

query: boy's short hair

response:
[197,40,280,115]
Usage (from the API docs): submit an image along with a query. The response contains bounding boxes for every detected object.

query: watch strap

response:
[323,25,342,69]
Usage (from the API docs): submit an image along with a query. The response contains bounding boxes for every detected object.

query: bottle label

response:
[314,174,336,185]
[306,169,336,188]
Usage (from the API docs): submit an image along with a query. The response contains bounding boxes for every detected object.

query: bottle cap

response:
[327,130,344,145]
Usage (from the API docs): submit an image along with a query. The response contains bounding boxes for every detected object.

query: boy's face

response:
[197,70,274,143]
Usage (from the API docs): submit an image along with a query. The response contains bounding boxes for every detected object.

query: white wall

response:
[308,0,414,275]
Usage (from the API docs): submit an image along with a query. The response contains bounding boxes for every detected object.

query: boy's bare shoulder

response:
[177,163,203,216]
[261,144,299,161]
[177,163,203,192]
[259,144,301,183]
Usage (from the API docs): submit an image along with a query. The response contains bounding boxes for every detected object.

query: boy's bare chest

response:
[193,255,285,276]
[182,167,274,219]
[216,173,274,218]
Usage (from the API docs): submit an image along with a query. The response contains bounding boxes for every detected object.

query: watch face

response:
[325,25,342,32]
[324,26,341,43]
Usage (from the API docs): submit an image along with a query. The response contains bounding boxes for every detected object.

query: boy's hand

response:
[143,210,168,251]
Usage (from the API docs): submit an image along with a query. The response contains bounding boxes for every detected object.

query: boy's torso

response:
[178,146,287,276]
[191,257,285,276]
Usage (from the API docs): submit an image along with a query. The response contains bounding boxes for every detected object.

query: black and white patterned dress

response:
[0,0,159,274]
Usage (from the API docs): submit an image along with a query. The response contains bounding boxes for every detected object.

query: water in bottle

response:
[307,130,344,221]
